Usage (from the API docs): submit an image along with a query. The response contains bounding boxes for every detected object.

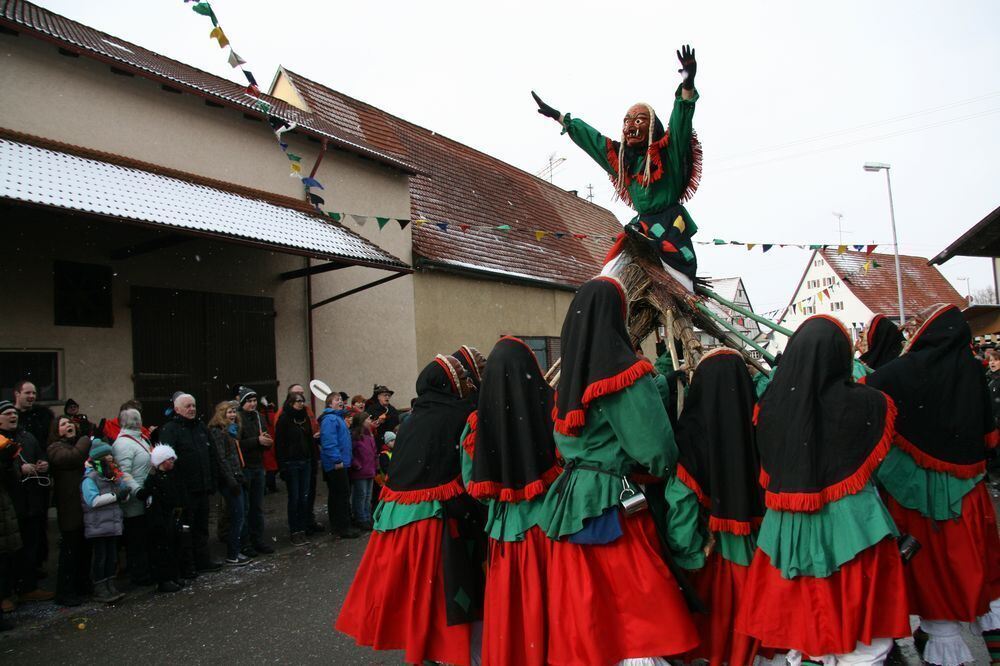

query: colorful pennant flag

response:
[326,212,342,222]
[191,3,218,26]
[286,153,302,162]
[495,224,511,231]
[397,219,410,230]
[209,26,229,48]
[307,192,324,206]
[762,244,773,252]
[289,163,302,175]
[376,217,391,230]
[227,49,247,68]
[435,223,449,232]
[242,70,258,87]
[866,244,877,254]
[458,224,471,232]
[747,243,756,251]
[414,219,428,226]
[535,231,547,241]
[301,177,323,189]
[351,214,368,227]
[837,245,847,255]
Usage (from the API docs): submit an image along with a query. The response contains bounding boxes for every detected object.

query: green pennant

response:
[376,217,390,230]
[253,99,271,114]
[191,3,218,26]
[326,212,342,222]
[495,224,511,231]
[809,244,823,250]
[713,239,726,245]
[873,260,882,268]
[287,153,302,162]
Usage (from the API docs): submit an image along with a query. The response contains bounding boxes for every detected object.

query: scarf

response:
[867,304,998,477]
[553,277,653,435]
[756,315,894,512]
[674,348,764,534]
[465,337,560,502]
[382,355,475,503]
[860,314,904,370]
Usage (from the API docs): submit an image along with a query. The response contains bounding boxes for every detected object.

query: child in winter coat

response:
[348,412,377,530]
[81,440,131,604]
[137,445,189,593]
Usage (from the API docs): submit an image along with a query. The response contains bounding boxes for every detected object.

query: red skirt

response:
[736,537,910,657]
[482,526,551,666]
[684,551,756,666]
[885,481,1000,622]
[546,511,699,666]
[334,518,472,666]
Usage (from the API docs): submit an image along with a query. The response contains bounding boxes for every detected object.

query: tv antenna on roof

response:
[536,153,566,183]
[832,211,852,244]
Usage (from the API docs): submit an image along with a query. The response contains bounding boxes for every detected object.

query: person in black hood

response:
[156,393,221,576]
[859,314,905,371]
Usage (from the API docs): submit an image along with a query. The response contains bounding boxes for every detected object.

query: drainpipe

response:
[305,139,327,414]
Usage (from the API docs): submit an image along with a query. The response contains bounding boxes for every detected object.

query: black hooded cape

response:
[756,315,895,512]
[674,348,764,534]
[860,314,904,370]
[866,304,998,477]
[553,277,653,435]
[464,337,560,502]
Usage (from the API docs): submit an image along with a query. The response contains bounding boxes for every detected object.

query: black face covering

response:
[675,349,764,533]
[465,337,559,502]
[383,356,475,501]
[756,316,893,512]
[860,314,904,370]
[867,304,997,477]
[554,277,653,435]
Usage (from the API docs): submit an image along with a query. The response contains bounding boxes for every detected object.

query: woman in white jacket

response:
[112,408,153,586]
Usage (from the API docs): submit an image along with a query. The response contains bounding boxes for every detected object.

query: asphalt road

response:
[2,485,994,664]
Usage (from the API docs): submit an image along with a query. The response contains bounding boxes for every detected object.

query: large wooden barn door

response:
[131,286,276,425]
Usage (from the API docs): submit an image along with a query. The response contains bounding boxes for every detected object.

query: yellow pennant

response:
[818,291,825,302]
[863,260,872,273]
[534,231,546,241]
[289,163,302,175]
[837,245,847,255]
[746,243,756,251]
[210,26,230,49]
[414,218,428,226]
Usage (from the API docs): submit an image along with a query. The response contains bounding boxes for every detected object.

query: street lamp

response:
[863,162,905,324]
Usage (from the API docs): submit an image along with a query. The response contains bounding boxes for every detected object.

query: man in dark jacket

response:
[13,381,53,453]
[157,393,221,575]
[237,386,274,555]
[0,400,53,605]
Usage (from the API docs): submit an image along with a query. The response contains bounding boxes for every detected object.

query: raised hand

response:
[531,91,561,121]
[676,44,697,89]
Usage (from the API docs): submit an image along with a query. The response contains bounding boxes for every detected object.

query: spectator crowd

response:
[0,378,402,630]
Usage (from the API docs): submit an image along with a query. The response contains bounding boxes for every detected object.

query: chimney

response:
[567,189,578,196]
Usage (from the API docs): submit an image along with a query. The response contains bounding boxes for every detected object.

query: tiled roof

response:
[0,0,416,174]
[821,249,965,315]
[0,136,408,270]
[281,69,624,287]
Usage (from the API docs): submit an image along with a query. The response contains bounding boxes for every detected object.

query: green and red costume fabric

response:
[866,304,1000,626]
[562,86,702,282]
[735,315,910,658]
[336,357,483,666]
[459,336,560,666]
[538,277,698,665]
[664,347,764,666]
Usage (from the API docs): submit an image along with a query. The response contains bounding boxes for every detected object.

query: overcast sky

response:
[36,0,1000,314]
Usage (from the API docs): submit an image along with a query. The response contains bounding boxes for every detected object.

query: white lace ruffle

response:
[921,623,974,666]
[976,597,1000,632]
[616,659,671,666]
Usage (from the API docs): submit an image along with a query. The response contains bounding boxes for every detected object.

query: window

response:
[830,302,845,311]
[822,277,836,286]
[802,305,816,315]
[515,336,561,372]
[813,259,824,267]
[0,350,60,402]
[806,279,819,289]
[54,261,113,327]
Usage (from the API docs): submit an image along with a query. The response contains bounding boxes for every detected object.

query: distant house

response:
[698,277,763,358]
[0,1,622,417]
[773,248,965,352]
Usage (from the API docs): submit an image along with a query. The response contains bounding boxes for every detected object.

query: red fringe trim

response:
[758,467,770,489]
[553,359,653,436]
[893,432,986,479]
[605,137,620,177]
[466,464,563,503]
[676,463,709,507]
[461,411,477,457]
[380,477,465,505]
[763,395,897,513]
[680,131,703,203]
[708,515,763,536]
[987,429,999,449]
[752,402,760,426]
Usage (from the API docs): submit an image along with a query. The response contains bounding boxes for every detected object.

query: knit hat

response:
[0,400,14,415]
[383,431,396,444]
[65,398,79,410]
[236,386,258,406]
[89,440,113,460]
[372,384,394,397]
[150,444,177,467]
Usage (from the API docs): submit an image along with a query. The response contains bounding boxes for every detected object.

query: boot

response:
[106,579,125,603]
[91,578,114,603]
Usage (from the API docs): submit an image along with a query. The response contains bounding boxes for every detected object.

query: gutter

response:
[414,256,578,292]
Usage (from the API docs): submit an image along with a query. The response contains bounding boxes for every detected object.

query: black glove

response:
[676,44,697,90]
[667,370,689,387]
[115,486,131,502]
[531,91,561,121]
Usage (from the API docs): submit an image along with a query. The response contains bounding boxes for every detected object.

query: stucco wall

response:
[0,209,309,421]
[412,270,575,374]
[0,31,418,408]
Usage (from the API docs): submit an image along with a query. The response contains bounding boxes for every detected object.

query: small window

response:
[54,261,113,327]
[813,259,824,267]
[802,305,816,315]
[823,277,835,286]
[515,336,561,371]
[0,350,60,402]
[830,301,845,311]
[806,279,820,289]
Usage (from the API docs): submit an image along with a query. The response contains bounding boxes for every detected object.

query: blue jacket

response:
[318,408,352,472]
